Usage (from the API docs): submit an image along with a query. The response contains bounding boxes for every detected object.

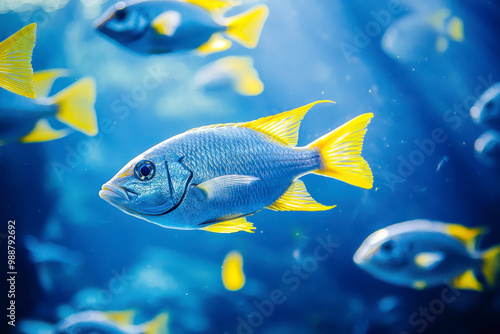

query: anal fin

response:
[20,119,70,143]
[197,33,232,55]
[267,179,335,211]
[201,217,255,233]
[451,269,483,291]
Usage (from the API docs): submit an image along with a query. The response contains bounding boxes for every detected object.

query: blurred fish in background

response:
[222,250,246,291]
[20,310,168,334]
[474,130,500,167]
[381,8,464,63]
[354,219,500,291]
[94,0,269,55]
[0,69,97,145]
[193,55,264,96]
[471,83,500,129]
[0,23,36,98]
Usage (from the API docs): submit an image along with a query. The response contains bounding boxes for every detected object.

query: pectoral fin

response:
[197,33,232,55]
[201,217,255,233]
[20,119,70,143]
[194,175,259,201]
[451,269,483,291]
[412,280,427,290]
[267,179,335,211]
[414,252,444,270]
[152,11,182,36]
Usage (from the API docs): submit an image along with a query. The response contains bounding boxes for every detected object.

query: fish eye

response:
[380,241,394,253]
[134,160,155,181]
[115,8,128,22]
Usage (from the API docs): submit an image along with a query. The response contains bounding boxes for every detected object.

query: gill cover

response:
[165,154,192,211]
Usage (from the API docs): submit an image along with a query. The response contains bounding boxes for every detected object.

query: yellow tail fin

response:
[144,312,168,334]
[225,5,269,48]
[482,245,500,288]
[52,77,98,136]
[220,56,263,95]
[307,113,374,189]
[0,23,36,98]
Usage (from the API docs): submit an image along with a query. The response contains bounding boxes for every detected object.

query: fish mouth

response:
[99,183,138,204]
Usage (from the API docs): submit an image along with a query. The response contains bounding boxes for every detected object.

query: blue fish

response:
[94,0,269,55]
[0,69,98,145]
[99,101,373,233]
[354,219,500,291]
[0,23,36,98]
[471,83,500,130]
[24,310,168,334]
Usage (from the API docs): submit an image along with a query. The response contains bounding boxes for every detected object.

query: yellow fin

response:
[241,100,334,147]
[152,11,182,36]
[201,217,255,233]
[197,33,232,55]
[144,312,168,334]
[414,252,444,269]
[225,4,269,48]
[33,69,68,98]
[184,0,239,13]
[436,36,449,53]
[103,310,135,326]
[451,269,483,291]
[216,56,263,95]
[412,280,427,290]
[222,250,246,291]
[428,8,451,31]
[447,17,464,42]
[0,23,36,98]
[267,179,335,211]
[52,77,98,136]
[307,113,374,189]
[482,244,500,288]
[445,224,487,253]
[20,119,69,143]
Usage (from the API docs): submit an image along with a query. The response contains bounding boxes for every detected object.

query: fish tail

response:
[307,113,374,189]
[143,312,168,334]
[225,4,269,48]
[51,77,98,136]
[482,244,500,288]
[0,23,36,98]
[221,56,263,95]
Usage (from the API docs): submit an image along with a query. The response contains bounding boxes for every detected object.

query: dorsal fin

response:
[184,0,239,13]
[238,100,335,147]
[267,179,335,211]
[445,224,487,253]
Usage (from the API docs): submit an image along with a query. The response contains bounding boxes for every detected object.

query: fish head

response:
[354,227,411,275]
[99,148,192,219]
[471,83,500,128]
[94,1,150,45]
